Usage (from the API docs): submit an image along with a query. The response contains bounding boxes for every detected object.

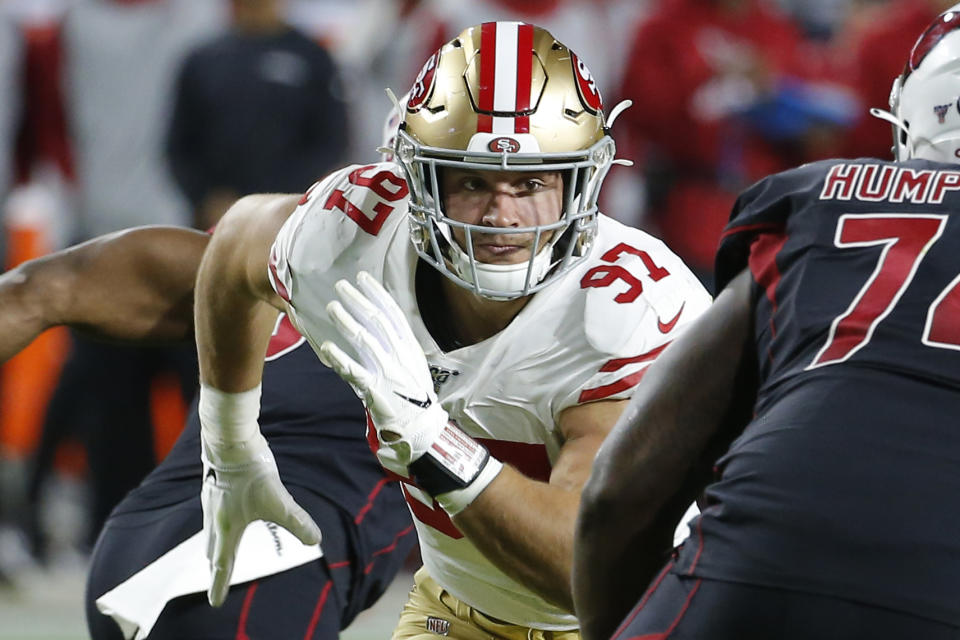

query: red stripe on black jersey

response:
[720,222,785,241]
[301,579,333,639]
[748,231,789,361]
[364,524,416,575]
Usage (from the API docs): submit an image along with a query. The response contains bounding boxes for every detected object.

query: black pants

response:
[86,492,371,640]
[613,565,960,640]
[28,333,197,550]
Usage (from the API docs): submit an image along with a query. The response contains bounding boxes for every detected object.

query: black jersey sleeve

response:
[713,172,795,292]
[715,160,850,291]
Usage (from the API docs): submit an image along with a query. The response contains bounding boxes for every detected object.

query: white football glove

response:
[199,384,321,607]
[320,272,502,514]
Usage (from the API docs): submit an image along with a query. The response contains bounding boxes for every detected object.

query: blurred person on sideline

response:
[166,0,348,229]
[193,20,709,639]
[0,12,22,225]
[844,0,956,158]
[0,9,24,561]
[575,5,960,639]
[22,0,224,560]
[616,0,859,286]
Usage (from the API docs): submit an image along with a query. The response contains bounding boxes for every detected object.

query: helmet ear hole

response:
[900,120,910,146]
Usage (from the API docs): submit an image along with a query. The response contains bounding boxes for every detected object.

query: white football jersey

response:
[268,163,711,629]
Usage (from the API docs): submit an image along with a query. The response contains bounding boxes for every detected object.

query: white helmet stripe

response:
[493,21,519,113]
[491,116,514,134]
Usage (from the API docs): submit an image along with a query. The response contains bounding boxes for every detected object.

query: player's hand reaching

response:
[320,271,447,476]
[198,385,321,607]
[320,272,502,515]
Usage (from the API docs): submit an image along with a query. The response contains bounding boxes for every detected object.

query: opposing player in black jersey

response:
[573,5,960,640]
[0,226,415,639]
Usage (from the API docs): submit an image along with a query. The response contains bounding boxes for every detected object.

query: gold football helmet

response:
[393,21,620,299]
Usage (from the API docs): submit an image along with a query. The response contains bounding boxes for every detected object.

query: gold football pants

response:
[392,567,581,640]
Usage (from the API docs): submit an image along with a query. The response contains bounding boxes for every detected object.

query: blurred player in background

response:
[574,5,960,639]
[193,21,710,639]
[166,0,349,229]
[22,0,224,558]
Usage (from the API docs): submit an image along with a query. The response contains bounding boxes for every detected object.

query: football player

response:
[0,226,416,639]
[574,5,960,639]
[194,21,711,638]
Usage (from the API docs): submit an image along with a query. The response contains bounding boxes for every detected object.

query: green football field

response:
[0,560,412,640]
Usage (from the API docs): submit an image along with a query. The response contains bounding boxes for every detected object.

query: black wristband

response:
[408,422,490,497]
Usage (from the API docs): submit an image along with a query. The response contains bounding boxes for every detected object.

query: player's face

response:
[441,169,564,265]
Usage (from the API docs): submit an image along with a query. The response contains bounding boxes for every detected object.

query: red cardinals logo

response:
[488,137,521,153]
[407,50,440,112]
[571,52,603,115]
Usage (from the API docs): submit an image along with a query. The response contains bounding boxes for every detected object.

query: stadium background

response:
[0,0,938,637]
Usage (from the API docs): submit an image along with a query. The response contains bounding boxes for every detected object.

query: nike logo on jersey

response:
[394,391,432,408]
[657,303,685,334]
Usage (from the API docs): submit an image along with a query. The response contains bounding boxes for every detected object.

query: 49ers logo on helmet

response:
[408,50,440,112]
[571,52,603,115]
[488,137,521,153]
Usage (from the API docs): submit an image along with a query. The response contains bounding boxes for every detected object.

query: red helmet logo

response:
[488,137,521,153]
[408,50,440,112]
[571,52,603,115]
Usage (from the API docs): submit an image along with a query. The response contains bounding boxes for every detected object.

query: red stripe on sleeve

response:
[268,248,291,303]
[578,368,648,403]
[599,342,671,372]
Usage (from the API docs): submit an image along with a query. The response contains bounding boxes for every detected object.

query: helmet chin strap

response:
[870,106,960,162]
[430,210,562,299]
[870,107,913,160]
[448,243,554,300]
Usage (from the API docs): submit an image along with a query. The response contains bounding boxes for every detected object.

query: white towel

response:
[95,520,322,640]
[674,502,701,547]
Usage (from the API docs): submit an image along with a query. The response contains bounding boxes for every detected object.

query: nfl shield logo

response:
[429,365,460,393]
[426,616,451,636]
[934,103,951,124]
